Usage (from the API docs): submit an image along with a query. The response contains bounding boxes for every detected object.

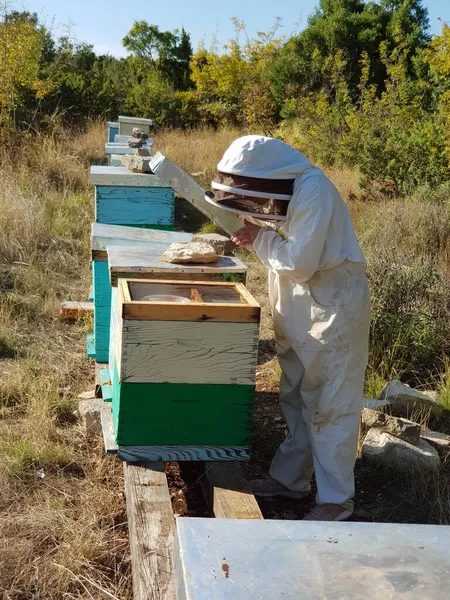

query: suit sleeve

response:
[253,177,333,283]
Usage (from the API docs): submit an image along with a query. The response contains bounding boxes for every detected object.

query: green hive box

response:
[110,279,260,457]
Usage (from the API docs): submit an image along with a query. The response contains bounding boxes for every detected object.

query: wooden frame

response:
[118,278,260,323]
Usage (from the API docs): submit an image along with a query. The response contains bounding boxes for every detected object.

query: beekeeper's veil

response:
[205,135,312,221]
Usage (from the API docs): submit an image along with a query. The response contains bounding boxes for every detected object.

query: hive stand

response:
[90,223,192,363]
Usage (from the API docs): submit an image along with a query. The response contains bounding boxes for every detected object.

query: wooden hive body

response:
[90,224,192,363]
[110,279,260,451]
[107,121,119,143]
[91,166,175,229]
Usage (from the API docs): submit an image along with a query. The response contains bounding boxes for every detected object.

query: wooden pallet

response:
[100,404,262,599]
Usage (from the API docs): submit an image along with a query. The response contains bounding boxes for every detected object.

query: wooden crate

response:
[110,279,260,450]
[90,166,174,229]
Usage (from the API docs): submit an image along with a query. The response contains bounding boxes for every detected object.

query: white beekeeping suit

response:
[214,136,370,514]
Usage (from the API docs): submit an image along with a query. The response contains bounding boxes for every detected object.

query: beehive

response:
[118,115,152,136]
[110,279,260,451]
[107,121,119,143]
[90,166,174,229]
[90,224,192,363]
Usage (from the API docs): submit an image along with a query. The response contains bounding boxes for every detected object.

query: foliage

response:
[367,253,450,385]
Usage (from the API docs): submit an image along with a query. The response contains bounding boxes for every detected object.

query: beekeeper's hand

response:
[231,220,262,248]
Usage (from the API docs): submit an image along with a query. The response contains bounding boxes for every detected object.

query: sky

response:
[15,0,450,58]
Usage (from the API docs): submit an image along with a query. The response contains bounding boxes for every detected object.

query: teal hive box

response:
[91,166,174,228]
[107,121,119,143]
[109,278,260,453]
[90,223,192,364]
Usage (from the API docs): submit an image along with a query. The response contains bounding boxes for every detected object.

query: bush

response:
[367,253,450,385]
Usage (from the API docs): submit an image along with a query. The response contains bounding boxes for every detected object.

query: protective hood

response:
[217,135,312,180]
[206,136,312,222]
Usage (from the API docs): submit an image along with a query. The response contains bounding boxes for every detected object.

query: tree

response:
[122,21,192,90]
[268,0,430,103]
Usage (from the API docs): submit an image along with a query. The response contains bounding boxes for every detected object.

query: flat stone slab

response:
[361,407,421,445]
[192,233,235,255]
[421,428,450,449]
[362,429,440,471]
[175,517,450,599]
[380,380,440,416]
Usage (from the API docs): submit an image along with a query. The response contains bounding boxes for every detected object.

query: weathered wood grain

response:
[122,302,261,323]
[118,445,250,462]
[203,462,263,519]
[108,245,247,286]
[100,403,117,454]
[90,166,170,188]
[123,461,176,600]
[120,321,259,385]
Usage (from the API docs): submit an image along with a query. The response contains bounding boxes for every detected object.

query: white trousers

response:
[269,269,370,505]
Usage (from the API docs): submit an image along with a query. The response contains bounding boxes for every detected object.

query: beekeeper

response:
[207,136,370,522]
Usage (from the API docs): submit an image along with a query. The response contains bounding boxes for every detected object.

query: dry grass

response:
[1,122,450,597]
[0,123,132,599]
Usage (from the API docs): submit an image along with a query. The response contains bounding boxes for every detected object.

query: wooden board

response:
[203,462,263,520]
[119,320,259,385]
[108,245,247,286]
[122,302,260,323]
[123,461,176,600]
[60,300,93,320]
[91,222,191,252]
[105,144,137,156]
[90,166,171,188]
[149,152,243,235]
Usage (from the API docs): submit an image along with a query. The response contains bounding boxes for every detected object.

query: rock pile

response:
[361,381,450,472]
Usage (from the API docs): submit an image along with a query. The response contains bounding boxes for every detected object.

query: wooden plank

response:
[234,282,260,308]
[122,302,260,323]
[108,245,247,286]
[190,288,202,302]
[203,462,263,520]
[118,446,249,462]
[100,403,118,453]
[120,321,259,385]
[149,152,243,235]
[60,300,93,320]
[90,166,171,188]
[123,461,176,600]
[95,362,108,398]
[91,222,192,252]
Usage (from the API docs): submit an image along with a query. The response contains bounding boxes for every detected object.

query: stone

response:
[77,389,96,400]
[362,429,440,471]
[78,398,104,437]
[421,428,450,449]
[361,408,421,445]
[160,241,218,264]
[363,398,391,410]
[192,233,236,255]
[379,380,440,416]
[132,127,148,140]
[127,138,146,148]
[121,154,153,173]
